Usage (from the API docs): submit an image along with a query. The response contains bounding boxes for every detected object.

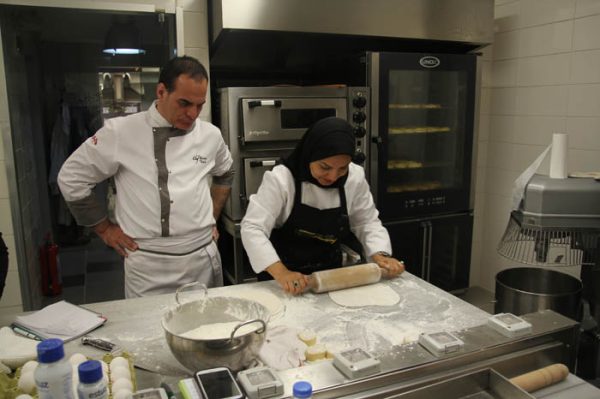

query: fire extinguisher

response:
[40,233,62,296]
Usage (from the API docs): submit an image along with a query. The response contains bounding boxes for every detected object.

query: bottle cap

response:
[293,381,312,398]
[78,360,103,383]
[37,339,65,363]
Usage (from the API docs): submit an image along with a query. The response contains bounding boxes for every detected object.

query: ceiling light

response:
[103,18,146,56]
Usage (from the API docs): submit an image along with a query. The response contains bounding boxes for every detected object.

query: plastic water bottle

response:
[292,381,313,398]
[77,360,108,399]
[34,339,75,399]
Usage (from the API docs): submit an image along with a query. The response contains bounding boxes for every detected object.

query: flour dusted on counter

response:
[180,321,259,340]
[267,273,489,357]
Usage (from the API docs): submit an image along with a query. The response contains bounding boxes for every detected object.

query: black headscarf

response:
[283,117,356,188]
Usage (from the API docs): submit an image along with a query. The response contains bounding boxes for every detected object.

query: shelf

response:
[389,126,451,135]
[389,103,442,109]
[387,160,454,170]
[387,181,442,193]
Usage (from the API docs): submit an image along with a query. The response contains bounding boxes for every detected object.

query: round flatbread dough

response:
[226,289,285,318]
[329,283,400,307]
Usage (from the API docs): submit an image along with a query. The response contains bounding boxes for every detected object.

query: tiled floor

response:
[41,236,125,306]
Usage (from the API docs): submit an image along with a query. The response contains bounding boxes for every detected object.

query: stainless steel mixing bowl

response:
[161,290,269,372]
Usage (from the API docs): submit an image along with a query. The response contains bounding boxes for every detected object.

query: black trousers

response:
[0,232,8,299]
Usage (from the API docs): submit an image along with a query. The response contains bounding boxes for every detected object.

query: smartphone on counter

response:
[194,367,244,399]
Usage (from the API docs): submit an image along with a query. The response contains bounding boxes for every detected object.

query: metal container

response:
[495,267,582,320]
[161,294,269,371]
[386,368,534,398]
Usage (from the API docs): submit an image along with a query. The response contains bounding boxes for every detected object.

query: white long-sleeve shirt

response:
[58,102,233,241]
[241,163,392,273]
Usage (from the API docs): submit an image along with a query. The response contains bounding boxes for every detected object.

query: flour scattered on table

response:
[223,288,285,319]
[329,283,400,307]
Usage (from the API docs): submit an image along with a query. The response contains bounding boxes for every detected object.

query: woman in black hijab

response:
[241,117,404,294]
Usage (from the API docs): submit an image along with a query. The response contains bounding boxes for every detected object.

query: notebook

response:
[13,300,106,342]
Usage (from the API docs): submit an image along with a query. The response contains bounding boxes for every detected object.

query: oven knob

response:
[353,96,367,108]
[354,126,366,138]
[353,151,366,165]
[353,111,366,123]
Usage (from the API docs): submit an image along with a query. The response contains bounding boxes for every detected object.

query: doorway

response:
[0,4,176,308]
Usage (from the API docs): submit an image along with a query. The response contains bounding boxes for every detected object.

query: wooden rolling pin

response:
[509,363,569,393]
[309,263,382,293]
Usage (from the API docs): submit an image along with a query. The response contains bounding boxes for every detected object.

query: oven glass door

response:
[240,97,347,143]
[242,157,282,209]
[375,52,475,219]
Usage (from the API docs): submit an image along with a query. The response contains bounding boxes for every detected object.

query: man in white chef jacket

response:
[58,56,234,298]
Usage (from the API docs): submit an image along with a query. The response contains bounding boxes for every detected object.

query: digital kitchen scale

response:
[332,347,381,379]
[237,366,283,399]
[487,313,532,338]
[418,331,464,356]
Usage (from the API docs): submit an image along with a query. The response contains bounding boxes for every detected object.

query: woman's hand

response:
[372,253,405,278]
[266,261,310,295]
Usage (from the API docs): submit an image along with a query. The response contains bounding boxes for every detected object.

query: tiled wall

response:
[0,0,210,315]
[471,0,600,292]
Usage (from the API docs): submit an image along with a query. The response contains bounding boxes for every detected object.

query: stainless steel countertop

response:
[62,272,492,377]
[3,272,598,398]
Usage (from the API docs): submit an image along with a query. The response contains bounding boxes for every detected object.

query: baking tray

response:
[386,369,534,399]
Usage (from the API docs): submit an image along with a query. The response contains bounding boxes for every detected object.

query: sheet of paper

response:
[15,300,105,342]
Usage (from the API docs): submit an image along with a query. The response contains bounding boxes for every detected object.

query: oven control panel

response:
[348,87,369,166]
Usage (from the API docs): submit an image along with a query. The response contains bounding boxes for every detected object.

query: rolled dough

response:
[329,283,400,307]
[226,289,285,318]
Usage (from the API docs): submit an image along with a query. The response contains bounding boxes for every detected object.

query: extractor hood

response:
[209,0,494,69]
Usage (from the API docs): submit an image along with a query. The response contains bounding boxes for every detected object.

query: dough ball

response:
[111,377,133,393]
[110,366,131,382]
[113,389,133,399]
[305,343,327,361]
[69,353,87,366]
[21,360,38,374]
[16,395,34,399]
[298,330,317,346]
[17,371,36,394]
[109,356,129,370]
[72,365,80,383]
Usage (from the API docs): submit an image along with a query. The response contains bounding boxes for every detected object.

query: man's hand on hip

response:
[93,220,138,257]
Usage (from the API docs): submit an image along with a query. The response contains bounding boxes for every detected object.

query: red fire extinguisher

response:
[40,233,62,296]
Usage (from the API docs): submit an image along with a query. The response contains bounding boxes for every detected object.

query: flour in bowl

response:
[180,321,260,340]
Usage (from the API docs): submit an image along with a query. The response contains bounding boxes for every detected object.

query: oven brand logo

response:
[419,56,440,68]
[193,154,207,164]
[248,130,271,137]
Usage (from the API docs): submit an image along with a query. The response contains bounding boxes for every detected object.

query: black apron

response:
[258,180,363,280]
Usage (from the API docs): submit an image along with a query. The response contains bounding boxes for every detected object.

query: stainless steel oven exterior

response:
[219,86,370,221]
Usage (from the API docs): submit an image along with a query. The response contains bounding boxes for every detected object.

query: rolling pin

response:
[509,363,569,393]
[309,263,382,293]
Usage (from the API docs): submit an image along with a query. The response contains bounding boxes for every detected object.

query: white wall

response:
[471,0,600,292]
[0,0,210,315]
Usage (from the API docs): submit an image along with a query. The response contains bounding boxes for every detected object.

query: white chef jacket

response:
[58,101,233,242]
[241,163,392,273]
[58,102,233,297]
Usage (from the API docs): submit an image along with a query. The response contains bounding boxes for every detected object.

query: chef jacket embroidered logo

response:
[193,154,207,164]
[91,135,98,145]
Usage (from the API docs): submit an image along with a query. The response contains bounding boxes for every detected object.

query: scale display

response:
[419,331,464,356]
[332,348,381,379]
[237,366,283,399]
[488,313,532,338]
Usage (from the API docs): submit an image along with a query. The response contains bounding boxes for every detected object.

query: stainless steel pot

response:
[495,267,582,320]
[161,284,269,371]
